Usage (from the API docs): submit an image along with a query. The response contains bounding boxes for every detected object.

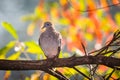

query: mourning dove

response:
[38,22,69,80]
[39,21,62,59]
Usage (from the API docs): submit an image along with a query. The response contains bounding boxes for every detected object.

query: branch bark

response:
[0,55,120,70]
[1,30,120,80]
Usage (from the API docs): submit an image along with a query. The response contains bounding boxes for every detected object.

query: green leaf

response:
[25,77,30,80]
[25,41,44,54]
[59,52,70,58]
[1,21,18,39]
[34,7,47,19]
[85,33,93,41]
[7,52,20,60]
[49,75,58,80]
[59,18,69,25]
[115,13,120,26]
[63,67,77,78]
[79,0,86,12]
[76,66,89,77]
[0,41,16,56]
[21,14,36,22]
[0,55,5,59]
[35,7,41,17]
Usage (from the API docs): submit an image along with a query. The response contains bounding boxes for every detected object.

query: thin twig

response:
[73,67,91,80]
[43,68,69,80]
[81,42,87,56]
[106,69,115,80]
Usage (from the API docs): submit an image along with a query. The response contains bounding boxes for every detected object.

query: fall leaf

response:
[112,0,120,4]
[4,71,11,80]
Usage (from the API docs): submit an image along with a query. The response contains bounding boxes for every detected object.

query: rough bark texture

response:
[0,55,120,70]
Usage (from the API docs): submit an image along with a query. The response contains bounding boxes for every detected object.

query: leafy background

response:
[0,0,120,80]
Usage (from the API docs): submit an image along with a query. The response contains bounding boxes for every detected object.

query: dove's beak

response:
[42,26,45,29]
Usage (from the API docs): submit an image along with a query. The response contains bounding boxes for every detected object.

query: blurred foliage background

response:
[0,0,120,80]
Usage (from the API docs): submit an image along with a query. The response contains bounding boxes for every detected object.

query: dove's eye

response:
[46,23,50,26]
[44,22,52,27]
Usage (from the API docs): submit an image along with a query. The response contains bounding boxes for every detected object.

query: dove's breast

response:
[39,30,61,58]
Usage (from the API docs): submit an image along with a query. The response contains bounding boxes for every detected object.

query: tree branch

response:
[1,30,120,79]
[0,55,120,70]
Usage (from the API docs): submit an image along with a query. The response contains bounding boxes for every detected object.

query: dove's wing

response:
[56,33,62,58]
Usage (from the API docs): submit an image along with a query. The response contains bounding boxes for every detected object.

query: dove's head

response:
[42,21,52,29]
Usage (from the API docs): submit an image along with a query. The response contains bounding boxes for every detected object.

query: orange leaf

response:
[95,28,102,43]
[67,32,86,53]
[88,12,102,43]
[51,7,59,18]
[112,0,120,4]
[4,71,11,80]
[31,72,40,80]
[70,0,80,10]
[43,73,50,80]
[97,65,108,74]
[60,0,67,6]
[100,0,109,11]
[87,0,96,10]
[27,23,35,36]
[38,0,44,9]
